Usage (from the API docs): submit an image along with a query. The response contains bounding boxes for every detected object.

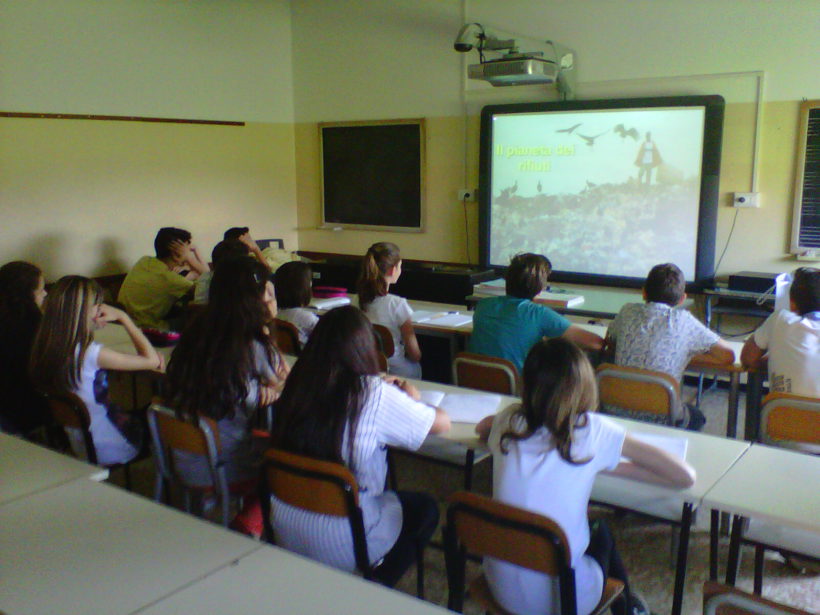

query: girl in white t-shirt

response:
[30,276,164,466]
[274,261,320,347]
[476,338,696,615]
[357,242,421,378]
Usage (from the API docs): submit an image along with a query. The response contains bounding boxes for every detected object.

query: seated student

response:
[469,253,603,374]
[193,239,251,305]
[0,261,49,435]
[605,263,735,429]
[224,226,270,269]
[274,261,319,346]
[166,257,288,486]
[270,306,450,586]
[357,242,422,378]
[29,276,163,465]
[118,227,209,330]
[476,338,695,615]
[741,266,820,397]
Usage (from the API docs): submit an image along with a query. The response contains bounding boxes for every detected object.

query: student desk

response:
[0,478,262,615]
[0,432,109,506]
[134,542,450,615]
[702,444,820,584]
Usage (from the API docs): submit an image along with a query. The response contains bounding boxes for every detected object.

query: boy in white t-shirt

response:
[741,267,820,397]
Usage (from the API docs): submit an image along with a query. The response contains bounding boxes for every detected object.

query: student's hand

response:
[239,232,258,250]
[93,304,125,328]
[258,380,284,407]
[169,239,191,262]
[475,415,494,441]
[153,353,166,373]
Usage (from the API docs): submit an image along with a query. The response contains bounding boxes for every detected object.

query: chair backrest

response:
[376,352,389,373]
[759,392,820,453]
[273,318,301,356]
[703,581,811,614]
[596,363,681,424]
[372,324,395,358]
[46,391,97,464]
[446,490,577,614]
[259,448,369,574]
[452,352,520,396]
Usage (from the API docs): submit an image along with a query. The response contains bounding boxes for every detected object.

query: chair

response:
[46,391,141,490]
[725,393,820,594]
[258,448,427,598]
[703,581,811,614]
[452,351,520,397]
[372,324,395,360]
[596,362,682,425]
[147,403,240,527]
[273,318,301,356]
[444,491,625,614]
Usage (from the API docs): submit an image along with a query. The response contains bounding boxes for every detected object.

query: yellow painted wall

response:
[0,117,298,279]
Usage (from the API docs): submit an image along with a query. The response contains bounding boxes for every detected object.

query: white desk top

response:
[0,479,261,615]
[0,432,108,506]
[133,544,450,615]
[702,444,820,534]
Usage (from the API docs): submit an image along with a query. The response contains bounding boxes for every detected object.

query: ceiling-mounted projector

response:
[454,23,575,97]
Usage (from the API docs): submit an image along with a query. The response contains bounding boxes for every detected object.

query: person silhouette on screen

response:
[635,132,663,185]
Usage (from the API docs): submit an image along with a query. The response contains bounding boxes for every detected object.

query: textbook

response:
[419,390,501,423]
[474,278,585,308]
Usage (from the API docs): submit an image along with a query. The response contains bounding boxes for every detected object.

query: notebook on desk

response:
[419,390,501,423]
[474,279,585,308]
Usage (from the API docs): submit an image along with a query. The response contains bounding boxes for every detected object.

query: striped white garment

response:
[271,375,435,571]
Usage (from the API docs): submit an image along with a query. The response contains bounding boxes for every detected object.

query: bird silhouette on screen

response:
[614,124,640,140]
[510,180,518,194]
[577,130,608,146]
[537,180,542,192]
[556,123,582,134]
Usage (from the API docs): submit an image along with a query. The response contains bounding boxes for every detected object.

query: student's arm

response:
[475,415,494,441]
[697,339,736,366]
[95,305,164,372]
[387,377,450,434]
[613,433,696,488]
[239,232,271,270]
[170,240,208,278]
[399,319,422,362]
[561,325,604,351]
[740,336,767,370]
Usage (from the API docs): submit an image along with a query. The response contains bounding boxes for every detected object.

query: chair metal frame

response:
[703,580,811,615]
[724,393,820,594]
[596,362,682,425]
[147,403,233,527]
[444,490,624,615]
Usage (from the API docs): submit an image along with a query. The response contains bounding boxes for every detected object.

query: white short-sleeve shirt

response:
[271,376,435,571]
[276,307,320,347]
[753,310,820,397]
[485,406,626,615]
[361,294,420,377]
[67,342,138,466]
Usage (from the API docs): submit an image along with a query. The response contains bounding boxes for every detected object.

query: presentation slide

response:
[488,107,706,279]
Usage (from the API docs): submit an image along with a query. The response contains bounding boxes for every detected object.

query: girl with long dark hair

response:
[165,257,287,485]
[0,261,48,435]
[270,305,449,586]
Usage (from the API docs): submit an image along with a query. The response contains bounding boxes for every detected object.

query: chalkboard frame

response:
[319,118,425,232]
[790,100,820,254]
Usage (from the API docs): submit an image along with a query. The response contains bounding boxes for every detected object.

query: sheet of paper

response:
[437,393,502,423]
[309,296,351,310]
[411,310,442,323]
[419,390,446,407]
[426,312,473,327]
[623,431,689,461]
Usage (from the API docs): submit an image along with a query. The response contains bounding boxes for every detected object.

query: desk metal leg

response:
[709,509,720,581]
[726,373,739,439]
[744,371,764,441]
[726,514,744,586]
[671,503,694,615]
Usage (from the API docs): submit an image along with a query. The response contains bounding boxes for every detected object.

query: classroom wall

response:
[0,0,298,279]
[290,0,820,276]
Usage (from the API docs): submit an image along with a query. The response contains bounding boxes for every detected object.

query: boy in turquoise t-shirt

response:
[469,253,603,373]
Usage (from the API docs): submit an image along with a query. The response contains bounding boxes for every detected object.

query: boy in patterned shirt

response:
[605,263,735,430]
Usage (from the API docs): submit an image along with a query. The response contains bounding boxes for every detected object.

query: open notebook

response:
[624,431,689,461]
[411,311,473,327]
[419,390,502,423]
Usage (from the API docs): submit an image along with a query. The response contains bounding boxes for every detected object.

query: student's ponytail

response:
[357,242,400,310]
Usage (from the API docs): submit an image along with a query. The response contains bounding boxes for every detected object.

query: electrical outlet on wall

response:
[733,192,760,208]
[458,189,476,202]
